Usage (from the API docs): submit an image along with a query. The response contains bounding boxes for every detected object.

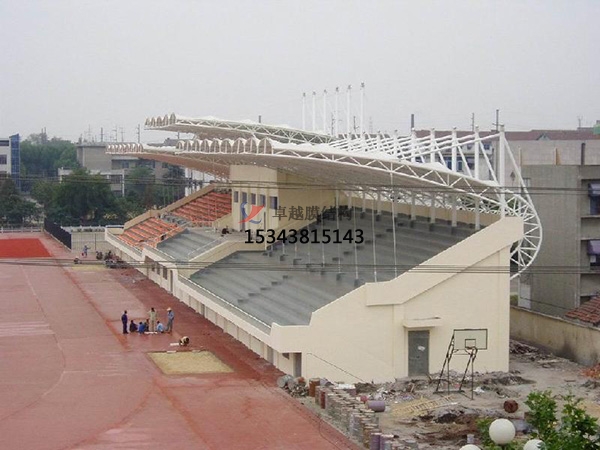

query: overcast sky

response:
[1,0,599,142]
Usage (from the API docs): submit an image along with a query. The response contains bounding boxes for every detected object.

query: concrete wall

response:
[510,306,600,366]
[523,166,581,315]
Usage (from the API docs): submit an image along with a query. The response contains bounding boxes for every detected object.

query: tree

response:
[125,166,155,208]
[477,390,600,450]
[50,169,118,225]
[31,179,58,208]
[0,178,41,225]
[20,135,79,191]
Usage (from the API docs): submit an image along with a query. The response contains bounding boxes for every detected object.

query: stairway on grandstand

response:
[119,217,181,248]
[118,189,231,249]
[189,209,476,327]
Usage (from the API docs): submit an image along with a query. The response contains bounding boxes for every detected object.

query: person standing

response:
[149,307,157,332]
[121,310,128,334]
[166,307,174,333]
[82,245,89,257]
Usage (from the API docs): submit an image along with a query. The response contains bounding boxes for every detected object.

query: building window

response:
[259,195,266,206]
[233,191,239,203]
[269,196,278,209]
[589,182,600,215]
[588,240,600,267]
[0,155,6,165]
[122,161,129,169]
[162,267,168,279]
[241,192,248,203]
[251,193,257,205]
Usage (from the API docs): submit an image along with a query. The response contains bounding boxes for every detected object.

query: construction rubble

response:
[278,340,600,449]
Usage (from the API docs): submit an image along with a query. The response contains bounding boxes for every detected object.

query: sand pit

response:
[148,351,233,375]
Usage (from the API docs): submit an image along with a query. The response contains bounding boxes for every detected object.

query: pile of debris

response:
[582,363,600,379]
[277,375,308,397]
[509,340,545,360]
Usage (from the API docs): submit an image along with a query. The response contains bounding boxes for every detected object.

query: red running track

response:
[0,233,359,450]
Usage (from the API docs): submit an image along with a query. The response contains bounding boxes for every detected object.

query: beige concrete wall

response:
[510,306,600,366]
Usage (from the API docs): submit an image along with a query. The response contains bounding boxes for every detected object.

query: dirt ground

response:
[297,341,600,449]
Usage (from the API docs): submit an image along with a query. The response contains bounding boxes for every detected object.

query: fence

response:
[43,219,72,249]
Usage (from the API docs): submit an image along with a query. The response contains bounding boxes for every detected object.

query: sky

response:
[1,0,599,143]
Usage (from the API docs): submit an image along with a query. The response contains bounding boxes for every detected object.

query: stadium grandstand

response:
[104,113,541,382]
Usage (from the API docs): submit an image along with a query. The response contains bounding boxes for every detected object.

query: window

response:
[250,193,257,205]
[233,191,239,203]
[589,182,600,215]
[162,267,168,279]
[259,195,266,206]
[269,196,278,209]
[588,240,600,267]
[0,155,6,165]
[241,192,248,203]
[122,161,129,169]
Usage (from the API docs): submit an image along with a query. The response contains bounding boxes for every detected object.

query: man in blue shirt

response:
[156,321,165,333]
[121,310,128,334]
[166,308,175,333]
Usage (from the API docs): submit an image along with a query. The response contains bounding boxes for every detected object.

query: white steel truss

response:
[108,126,541,278]
[144,113,334,144]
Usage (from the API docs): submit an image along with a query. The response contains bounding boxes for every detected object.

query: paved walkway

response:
[0,234,357,450]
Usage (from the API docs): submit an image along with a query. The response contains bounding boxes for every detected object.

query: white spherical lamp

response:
[489,418,516,445]
[524,439,544,450]
[459,445,481,450]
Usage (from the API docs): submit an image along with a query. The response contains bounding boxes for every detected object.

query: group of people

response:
[120,307,175,335]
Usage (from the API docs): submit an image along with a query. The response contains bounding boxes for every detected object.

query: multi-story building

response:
[0,134,20,188]
[523,164,600,316]
[75,142,169,195]
[416,124,600,317]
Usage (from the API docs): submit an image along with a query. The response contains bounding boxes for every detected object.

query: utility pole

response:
[410,114,415,130]
[360,82,365,136]
[322,89,327,133]
[346,85,351,136]
[312,91,316,131]
[113,126,118,142]
[493,109,500,132]
[471,113,475,132]
[334,87,339,137]
[302,93,306,130]
[578,116,583,129]
[100,127,104,142]
[120,128,124,142]
[136,124,141,143]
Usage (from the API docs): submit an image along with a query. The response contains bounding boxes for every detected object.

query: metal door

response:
[293,353,302,377]
[408,330,430,376]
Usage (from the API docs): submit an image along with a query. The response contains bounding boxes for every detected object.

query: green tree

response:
[477,390,600,450]
[125,166,155,208]
[31,179,59,209]
[160,163,186,205]
[50,169,117,225]
[20,135,78,191]
[0,178,41,225]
